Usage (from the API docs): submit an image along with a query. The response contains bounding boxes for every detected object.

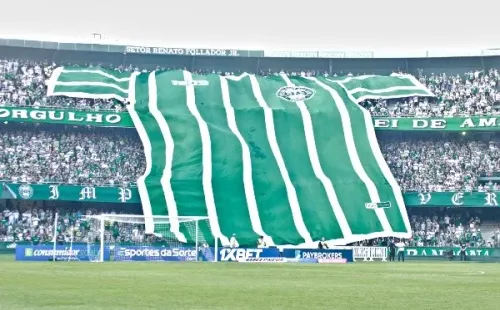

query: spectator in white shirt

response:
[396,240,406,262]
[230,234,239,248]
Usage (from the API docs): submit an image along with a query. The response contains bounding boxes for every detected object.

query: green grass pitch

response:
[0,258,498,309]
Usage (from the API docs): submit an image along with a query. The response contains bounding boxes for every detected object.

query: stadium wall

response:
[402,247,500,262]
[1,40,500,78]
[4,243,500,262]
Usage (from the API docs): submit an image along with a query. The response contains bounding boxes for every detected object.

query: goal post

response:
[85,214,218,262]
[51,212,58,262]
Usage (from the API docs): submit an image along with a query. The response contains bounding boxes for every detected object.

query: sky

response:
[0,0,499,52]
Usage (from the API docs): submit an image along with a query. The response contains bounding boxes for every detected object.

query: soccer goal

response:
[84,214,218,262]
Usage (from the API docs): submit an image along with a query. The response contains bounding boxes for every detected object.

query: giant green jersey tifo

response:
[47,68,433,247]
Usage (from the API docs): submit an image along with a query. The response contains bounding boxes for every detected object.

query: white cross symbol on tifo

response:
[172,79,209,86]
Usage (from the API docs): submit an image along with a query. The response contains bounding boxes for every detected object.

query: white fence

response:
[352,246,387,262]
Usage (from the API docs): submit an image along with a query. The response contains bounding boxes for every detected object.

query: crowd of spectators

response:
[1,128,500,191]
[0,203,94,243]
[381,135,500,192]
[0,202,175,245]
[0,124,145,187]
[0,59,327,111]
[0,60,125,111]
[3,48,500,256]
[362,69,500,117]
[3,57,500,247]
[2,58,500,116]
[2,204,500,247]
[2,59,500,189]
[0,203,138,244]
[407,211,485,247]
[355,209,500,248]
[3,123,499,192]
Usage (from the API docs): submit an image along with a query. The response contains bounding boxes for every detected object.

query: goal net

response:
[84,214,218,262]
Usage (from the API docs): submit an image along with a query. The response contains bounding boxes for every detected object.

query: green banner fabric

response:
[0,107,134,127]
[44,68,434,247]
[374,116,500,131]
[5,107,500,133]
[404,191,500,207]
[3,183,139,203]
[5,184,499,208]
[404,247,497,257]
[333,74,433,103]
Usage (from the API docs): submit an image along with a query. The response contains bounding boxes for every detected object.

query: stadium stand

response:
[2,58,499,116]
[355,208,500,247]
[0,206,144,243]
[362,69,500,117]
[0,123,145,186]
[1,41,500,248]
[381,134,500,192]
[2,205,500,247]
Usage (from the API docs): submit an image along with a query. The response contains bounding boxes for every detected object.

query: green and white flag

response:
[47,67,433,247]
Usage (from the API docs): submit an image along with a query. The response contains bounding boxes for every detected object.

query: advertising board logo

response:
[117,247,197,259]
[219,248,263,261]
[295,250,344,260]
[276,86,315,102]
[23,247,81,257]
[33,249,81,257]
[18,184,34,199]
[16,245,107,262]
[24,248,33,257]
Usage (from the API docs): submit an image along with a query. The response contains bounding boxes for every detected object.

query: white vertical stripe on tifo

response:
[308,77,394,235]
[125,72,155,234]
[281,74,353,240]
[334,81,412,237]
[147,71,186,242]
[219,76,275,246]
[183,71,230,246]
[243,74,312,244]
